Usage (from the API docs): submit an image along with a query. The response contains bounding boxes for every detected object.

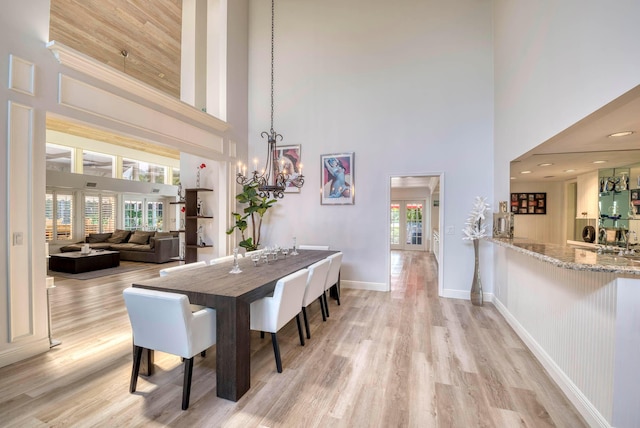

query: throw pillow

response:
[128,231,154,245]
[87,233,112,243]
[107,229,131,244]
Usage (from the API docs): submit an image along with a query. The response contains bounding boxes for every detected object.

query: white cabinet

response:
[576,171,599,219]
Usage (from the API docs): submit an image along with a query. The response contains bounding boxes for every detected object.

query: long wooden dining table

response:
[131,249,338,402]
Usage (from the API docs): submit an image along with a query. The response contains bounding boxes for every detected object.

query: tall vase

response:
[470,239,483,306]
[196,169,201,188]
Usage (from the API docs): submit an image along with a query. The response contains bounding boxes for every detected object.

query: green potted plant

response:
[226,183,277,251]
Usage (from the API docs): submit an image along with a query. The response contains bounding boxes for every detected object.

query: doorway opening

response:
[389,174,443,295]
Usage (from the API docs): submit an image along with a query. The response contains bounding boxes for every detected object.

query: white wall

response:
[248,0,495,297]
[510,181,565,245]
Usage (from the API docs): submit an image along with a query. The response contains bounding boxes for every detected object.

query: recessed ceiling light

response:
[592,160,607,164]
[564,169,576,173]
[607,131,634,137]
[510,177,516,180]
[537,163,553,167]
[520,170,532,174]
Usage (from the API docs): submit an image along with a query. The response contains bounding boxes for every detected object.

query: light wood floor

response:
[0,252,587,427]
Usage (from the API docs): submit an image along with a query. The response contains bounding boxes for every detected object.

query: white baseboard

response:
[0,338,50,369]
[341,280,387,292]
[493,297,610,428]
[441,289,494,303]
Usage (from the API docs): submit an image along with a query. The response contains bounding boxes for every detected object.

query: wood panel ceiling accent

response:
[47,116,180,160]
[49,0,182,98]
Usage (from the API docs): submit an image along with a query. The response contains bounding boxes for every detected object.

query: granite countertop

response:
[488,237,640,276]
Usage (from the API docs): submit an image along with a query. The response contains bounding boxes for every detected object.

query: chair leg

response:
[323,291,330,317]
[182,357,194,410]
[295,313,305,346]
[318,296,327,321]
[130,345,143,393]
[271,333,282,373]
[302,306,311,339]
[200,350,206,358]
[260,331,265,339]
[336,273,341,305]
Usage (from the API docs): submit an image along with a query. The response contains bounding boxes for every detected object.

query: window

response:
[46,144,73,172]
[45,191,73,241]
[122,158,166,183]
[83,150,114,177]
[147,201,164,231]
[172,167,180,185]
[124,199,144,230]
[390,203,400,245]
[85,194,116,234]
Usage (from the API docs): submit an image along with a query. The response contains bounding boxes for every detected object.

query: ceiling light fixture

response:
[607,131,634,137]
[520,170,532,174]
[564,169,576,173]
[592,160,607,164]
[236,0,304,199]
[537,163,554,167]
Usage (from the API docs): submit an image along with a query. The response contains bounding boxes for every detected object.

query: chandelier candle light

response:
[462,196,490,306]
[236,0,304,199]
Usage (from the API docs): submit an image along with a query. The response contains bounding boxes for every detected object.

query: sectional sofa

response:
[59,230,179,263]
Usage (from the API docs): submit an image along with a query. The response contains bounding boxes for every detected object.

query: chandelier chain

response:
[270,0,275,133]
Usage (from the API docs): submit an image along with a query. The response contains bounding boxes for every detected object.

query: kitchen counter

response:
[488,237,640,275]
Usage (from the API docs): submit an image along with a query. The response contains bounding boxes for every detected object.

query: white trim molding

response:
[46,41,230,133]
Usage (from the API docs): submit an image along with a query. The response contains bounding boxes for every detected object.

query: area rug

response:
[47,263,147,280]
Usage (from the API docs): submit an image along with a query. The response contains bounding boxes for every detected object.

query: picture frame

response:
[274,144,302,193]
[321,152,354,205]
[510,192,546,214]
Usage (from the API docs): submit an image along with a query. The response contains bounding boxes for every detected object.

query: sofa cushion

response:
[109,243,137,251]
[128,231,155,245]
[86,233,112,243]
[130,244,152,251]
[107,229,131,244]
[150,231,173,249]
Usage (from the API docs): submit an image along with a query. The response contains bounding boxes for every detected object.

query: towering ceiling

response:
[49,0,183,98]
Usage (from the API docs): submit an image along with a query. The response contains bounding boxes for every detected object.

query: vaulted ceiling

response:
[49,0,183,98]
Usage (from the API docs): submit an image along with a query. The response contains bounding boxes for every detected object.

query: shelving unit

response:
[169,200,185,233]
[184,188,213,264]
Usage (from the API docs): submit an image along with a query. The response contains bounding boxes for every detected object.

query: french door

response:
[390,200,426,251]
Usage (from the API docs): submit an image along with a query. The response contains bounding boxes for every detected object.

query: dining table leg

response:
[215,295,251,401]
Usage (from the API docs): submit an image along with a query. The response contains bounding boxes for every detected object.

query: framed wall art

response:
[275,144,302,193]
[510,192,546,214]
[321,152,354,205]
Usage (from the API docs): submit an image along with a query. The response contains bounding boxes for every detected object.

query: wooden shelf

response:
[169,230,185,233]
[184,188,214,263]
[169,201,185,205]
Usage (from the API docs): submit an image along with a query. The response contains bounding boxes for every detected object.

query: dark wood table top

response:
[132,249,339,306]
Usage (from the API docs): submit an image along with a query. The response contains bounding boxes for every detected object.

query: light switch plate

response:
[13,232,23,246]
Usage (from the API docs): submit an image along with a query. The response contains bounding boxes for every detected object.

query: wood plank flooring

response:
[0,252,587,427]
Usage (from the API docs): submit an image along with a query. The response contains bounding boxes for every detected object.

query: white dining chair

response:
[123,287,216,410]
[301,258,331,339]
[298,245,329,250]
[159,261,207,277]
[323,252,343,316]
[159,261,207,311]
[250,269,309,373]
[209,254,235,265]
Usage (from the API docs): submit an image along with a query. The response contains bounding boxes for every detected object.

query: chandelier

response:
[236,0,304,199]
